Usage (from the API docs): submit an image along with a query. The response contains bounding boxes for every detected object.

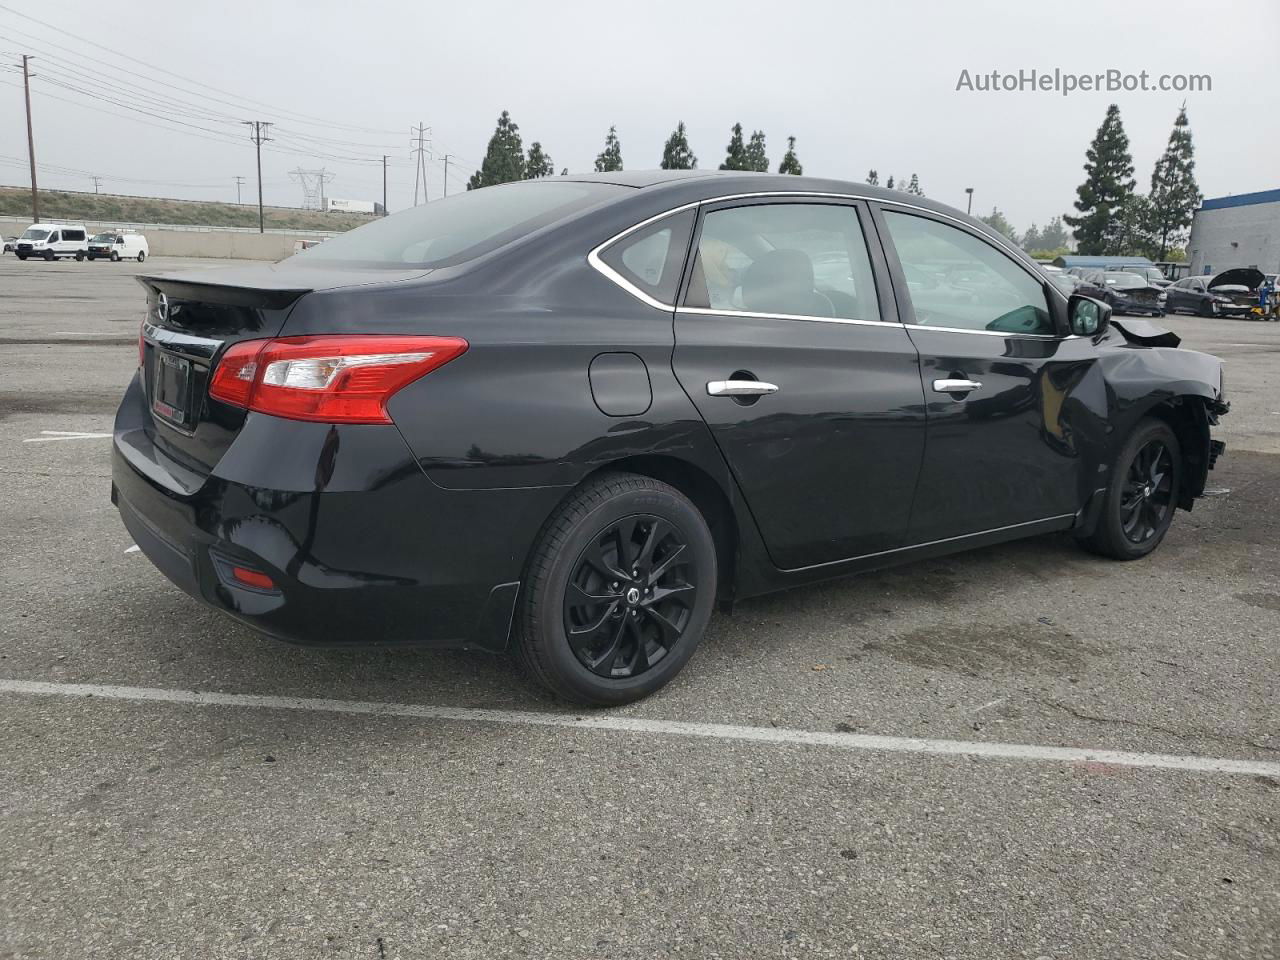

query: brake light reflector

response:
[208,335,467,424]
[230,566,275,590]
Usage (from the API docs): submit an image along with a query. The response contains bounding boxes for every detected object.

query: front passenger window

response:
[883,212,1053,335]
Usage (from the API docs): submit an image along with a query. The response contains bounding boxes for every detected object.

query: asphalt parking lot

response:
[1,254,1278,959]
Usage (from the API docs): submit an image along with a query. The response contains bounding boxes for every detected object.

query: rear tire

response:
[515,472,717,706]
[1079,418,1182,561]
[137,251,146,262]
[75,251,85,261]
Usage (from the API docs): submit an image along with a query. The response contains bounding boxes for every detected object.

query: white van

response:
[87,231,149,262]
[14,223,90,261]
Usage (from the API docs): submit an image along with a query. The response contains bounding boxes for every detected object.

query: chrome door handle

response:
[707,380,779,397]
[932,378,983,394]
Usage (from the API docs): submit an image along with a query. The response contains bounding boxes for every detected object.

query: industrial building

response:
[1188,188,1280,277]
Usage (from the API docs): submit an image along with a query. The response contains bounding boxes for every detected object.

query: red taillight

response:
[230,566,275,590]
[208,335,468,424]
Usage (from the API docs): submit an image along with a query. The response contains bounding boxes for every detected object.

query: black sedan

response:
[1097,271,1165,316]
[112,171,1228,705]
[1166,268,1264,318]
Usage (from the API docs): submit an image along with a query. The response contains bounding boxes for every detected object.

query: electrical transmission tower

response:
[410,124,431,205]
[234,176,246,204]
[90,176,103,195]
[288,167,335,211]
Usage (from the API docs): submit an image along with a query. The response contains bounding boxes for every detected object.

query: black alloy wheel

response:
[1079,417,1182,560]
[562,515,696,679]
[516,472,717,705]
[1119,439,1174,544]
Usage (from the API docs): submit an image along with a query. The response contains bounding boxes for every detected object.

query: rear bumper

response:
[111,373,562,652]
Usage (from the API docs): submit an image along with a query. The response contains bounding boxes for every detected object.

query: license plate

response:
[152,352,192,426]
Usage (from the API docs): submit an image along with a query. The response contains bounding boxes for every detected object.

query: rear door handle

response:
[932,378,983,394]
[707,380,779,397]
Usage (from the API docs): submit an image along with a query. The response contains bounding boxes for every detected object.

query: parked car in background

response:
[1098,271,1165,316]
[88,232,149,262]
[2,236,17,254]
[113,172,1228,705]
[1166,269,1263,318]
[14,223,90,261]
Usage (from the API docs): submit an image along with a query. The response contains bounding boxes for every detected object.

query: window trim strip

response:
[587,190,1068,339]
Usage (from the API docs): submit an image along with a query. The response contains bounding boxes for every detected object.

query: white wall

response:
[1188,201,1280,277]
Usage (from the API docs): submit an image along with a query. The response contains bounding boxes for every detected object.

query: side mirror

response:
[1069,294,1111,337]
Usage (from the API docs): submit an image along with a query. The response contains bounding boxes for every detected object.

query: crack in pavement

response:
[1039,699,1279,755]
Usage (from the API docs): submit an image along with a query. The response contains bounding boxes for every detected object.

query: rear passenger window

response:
[598,210,695,305]
[683,203,880,322]
[883,212,1053,335]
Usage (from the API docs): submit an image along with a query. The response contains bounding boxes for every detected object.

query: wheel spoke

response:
[583,538,626,582]
[568,599,619,638]
[588,612,629,676]
[644,606,683,647]
[634,519,669,572]
[567,581,619,605]
[646,543,687,585]
[648,582,695,604]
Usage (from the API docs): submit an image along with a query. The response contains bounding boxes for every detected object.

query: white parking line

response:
[23,431,112,443]
[2,678,1277,779]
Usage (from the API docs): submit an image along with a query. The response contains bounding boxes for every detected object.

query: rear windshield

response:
[1105,273,1146,289]
[20,228,49,241]
[292,180,624,269]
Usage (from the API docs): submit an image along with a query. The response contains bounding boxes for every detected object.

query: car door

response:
[873,203,1098,544]
[671,197,926,570]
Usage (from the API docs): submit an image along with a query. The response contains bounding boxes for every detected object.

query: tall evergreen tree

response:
[1040,216,1069,250]
[866,169,879,186]
[1148,105,1201,260]
[885,175,895,189]
[896,176,907,192]
[660,122,697,170]
[1104,194,1158,258]
[1021,223,1043,251]
[906,173,923,196]
[719,123,750,170]
[524,142,554,179]
[744,130,769,172]
[1064,104,1136,255]
[467,110,526,190]
[778,136,803,175]
[594,125,623,172]
[980,207,1020,245]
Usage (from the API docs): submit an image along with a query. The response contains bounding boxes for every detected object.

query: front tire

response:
[43,250,55,261]
[515,472,717,706]
[1080,418,1182,560]
[1199,299,1216,318]
[111,251,120,262]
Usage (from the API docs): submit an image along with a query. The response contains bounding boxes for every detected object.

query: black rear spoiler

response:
[136,272,312,310]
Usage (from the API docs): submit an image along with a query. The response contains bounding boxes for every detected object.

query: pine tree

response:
[660,122,697,170]
[524,142,554,179]
[980,207,1020,245]
[896,176,907,192]
[594,125,623,172]
[1104,195,1158,258]
[719,123,750,170]
[866,170,878,186]
[1064,104,1136,255]
[744,130,769,172]
[885,175,895,190]
[1148,105,1201,260]
[906,173,923,196]
[1021,223,1043,252]
[467,110,526,190]
[778,136,803,175]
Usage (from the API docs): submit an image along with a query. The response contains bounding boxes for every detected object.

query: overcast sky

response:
[2,0,1276,232]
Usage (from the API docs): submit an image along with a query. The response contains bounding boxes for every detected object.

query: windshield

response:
[1105,273,1146,289]
[91,234,118,243]
[20,228,49,241]
[292,180,624,268]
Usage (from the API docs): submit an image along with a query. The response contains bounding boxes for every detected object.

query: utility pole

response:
[243,120,272,233]
[234,176,245,205]
[90,176,102,195]
[964,187,974,216]
[410,123,431,206]
[21,55,39,222]
[441,154,451,197]
[381,155,388,215]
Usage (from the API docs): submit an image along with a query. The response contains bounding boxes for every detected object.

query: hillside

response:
[0,185,376,232]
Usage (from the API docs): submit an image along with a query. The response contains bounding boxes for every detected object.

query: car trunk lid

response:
[136,263,428,477]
